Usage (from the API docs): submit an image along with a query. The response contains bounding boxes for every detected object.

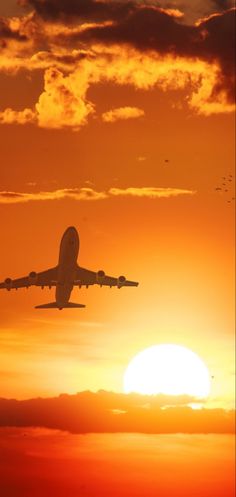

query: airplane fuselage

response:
[56,227,79,307]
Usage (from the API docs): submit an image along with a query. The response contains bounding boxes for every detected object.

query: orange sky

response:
[0,0,235,413]
[0,429,234,497]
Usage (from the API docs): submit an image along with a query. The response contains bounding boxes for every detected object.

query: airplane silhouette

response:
[0,227,139,310]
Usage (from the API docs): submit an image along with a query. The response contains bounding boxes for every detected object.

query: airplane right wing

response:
[75,266,139,288]
[0,267,58,290]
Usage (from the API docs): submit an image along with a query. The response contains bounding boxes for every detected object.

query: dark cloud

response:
[66,7,235,103]
[76,7,194,54]
[25,2,234,104]
[0,17,27,44]
[23,0,136,22]
[198,10,235,101]
[1,2,235,115]
[0,391,234,433]
[211,0,233,10]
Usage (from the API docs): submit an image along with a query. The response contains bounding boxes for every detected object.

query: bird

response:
[215,187,222,191]
[164,159,169,163]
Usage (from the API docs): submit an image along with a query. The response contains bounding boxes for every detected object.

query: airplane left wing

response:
[0,267,58,290]
[75,266,139,288]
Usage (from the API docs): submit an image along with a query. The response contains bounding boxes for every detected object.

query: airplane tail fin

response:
[35,302,86,309]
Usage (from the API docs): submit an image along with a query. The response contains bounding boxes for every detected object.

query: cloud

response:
[0,108,36,125]
[22,0,137,23]
[0,391,234,433]
[109,187,196,198]
[211,0,233,11]
[2,50,233,131]
[0,188,107,204]
[35,66,95,129]
[74,7,235,104]
[102,106,144,122]
[0,5,234,128]
[137,156,146,161]
[0,186,195,204]
[22,0,235,87]
[0,16,27,42]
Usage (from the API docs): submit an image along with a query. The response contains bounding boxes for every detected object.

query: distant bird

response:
[222,183,226,186]
[227,200,231,203]
[215,187,222,191]
[225,190,228,192]
[164,159,169,163]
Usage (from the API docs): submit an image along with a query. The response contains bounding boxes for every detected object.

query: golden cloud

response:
[35,67,95,129]
[102,106,145,122]
[0,108,36,125]
[1,44,234,131]
[0,186,196,204]
[109,187,196,198]
[0,188,107,204]
[0,6,234,122]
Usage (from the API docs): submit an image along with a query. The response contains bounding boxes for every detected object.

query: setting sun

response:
[124,344,211,398]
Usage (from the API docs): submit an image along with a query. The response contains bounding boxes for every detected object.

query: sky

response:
[0,430,234,497]
[0,0,235,414]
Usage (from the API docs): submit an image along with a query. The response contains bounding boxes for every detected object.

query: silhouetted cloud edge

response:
[0,391,234,434]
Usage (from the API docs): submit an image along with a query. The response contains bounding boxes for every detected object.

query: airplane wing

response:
[0,267,58,290]
[75,266,138,288]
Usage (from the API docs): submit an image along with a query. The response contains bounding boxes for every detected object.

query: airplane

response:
[0,226,138,310]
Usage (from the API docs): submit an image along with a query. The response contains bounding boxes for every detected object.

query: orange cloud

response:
[1,46,234,130]
[0,188,107,204]
[102,106,145,122]
[35,67,95,129]
[109,187,196,198]
[0,107,36,125]
[0,8,235,129]
[0,186,195,204]
[158,8,184,18]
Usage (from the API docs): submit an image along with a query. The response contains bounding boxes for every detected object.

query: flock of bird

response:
[162,160,234,205]
[215,174,235,203]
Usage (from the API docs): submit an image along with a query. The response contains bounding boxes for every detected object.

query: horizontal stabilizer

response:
[35,302,86,309]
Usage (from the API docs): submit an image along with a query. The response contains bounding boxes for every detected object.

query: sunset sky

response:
[0,0,235,411]
[0,2,235,496]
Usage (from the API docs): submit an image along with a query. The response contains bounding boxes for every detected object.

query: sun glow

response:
[124,344,211,398]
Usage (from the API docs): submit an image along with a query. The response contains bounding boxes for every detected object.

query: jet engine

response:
[117,275,126,288]
[5,278,13,290]
[96,270,105,285]
[28,271,38,284]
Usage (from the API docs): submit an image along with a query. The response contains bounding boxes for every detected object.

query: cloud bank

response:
[0,391,234,433]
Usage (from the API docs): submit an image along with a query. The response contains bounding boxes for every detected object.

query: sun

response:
[124,344,211,398]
